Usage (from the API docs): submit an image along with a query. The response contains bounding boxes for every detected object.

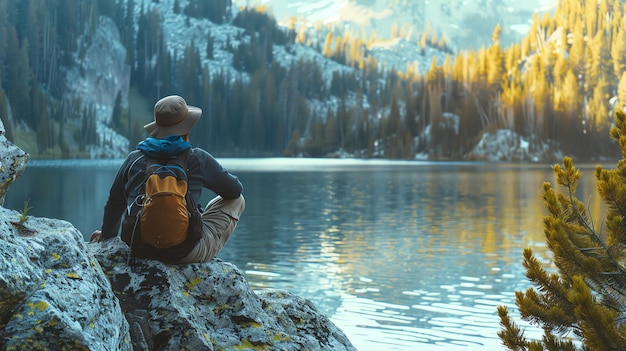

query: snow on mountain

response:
[140,0,243,79]
[137,1,357,82]
[367,38,448,73]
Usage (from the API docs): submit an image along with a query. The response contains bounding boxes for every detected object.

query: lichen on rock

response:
[0,211,130,351]
[90,239,356,351]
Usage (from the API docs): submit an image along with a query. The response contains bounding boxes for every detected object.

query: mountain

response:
[232,0,558,50]
[3,0,619,162]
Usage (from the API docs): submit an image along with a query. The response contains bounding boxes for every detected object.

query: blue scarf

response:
[137,135,192,158]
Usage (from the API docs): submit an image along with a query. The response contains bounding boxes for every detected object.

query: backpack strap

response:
[123,153,145,200]
[126,153,145,180]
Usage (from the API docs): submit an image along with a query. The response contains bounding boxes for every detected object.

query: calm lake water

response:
[4,158,608,351]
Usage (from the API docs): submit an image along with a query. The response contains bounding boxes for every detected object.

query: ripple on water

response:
[313,266,541,351]
[329,292,516,351]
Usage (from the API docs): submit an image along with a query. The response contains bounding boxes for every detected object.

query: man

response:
[90,95,245,264]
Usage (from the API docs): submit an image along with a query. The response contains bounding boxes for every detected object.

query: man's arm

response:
[195,149,243,199]
[98,157,133,240]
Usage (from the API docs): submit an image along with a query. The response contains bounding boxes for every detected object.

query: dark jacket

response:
[100,136,243,240]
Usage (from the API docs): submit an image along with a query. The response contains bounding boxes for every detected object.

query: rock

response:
[0,120,28,205]
[464,129,565,162]
[90,238,356,351]
[0,209,130,350]
[0,128,129,350]
[1,216,356,351]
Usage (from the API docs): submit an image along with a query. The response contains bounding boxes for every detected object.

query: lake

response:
[3,158,607,351]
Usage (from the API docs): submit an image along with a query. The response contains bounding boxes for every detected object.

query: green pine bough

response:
[498,110,626,350]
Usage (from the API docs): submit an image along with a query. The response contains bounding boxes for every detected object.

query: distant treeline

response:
[302,0,626,160]
[0,0,623,160]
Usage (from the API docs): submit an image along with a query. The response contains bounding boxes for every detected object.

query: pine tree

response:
[36,104,49,156]
[206,33,214,59]
[111,91,123,130]
[612,17,626,79]
[487,24,504,92]
[588,28,614,89]
[123,0,136,68]
[11,36,32,128]
[568,18,586,81]
[618,71,626,109]
[24,0,41,80]
[0,0,9,86]
[589,77,611,136]
[5,24,19,107]
[324,108,339,152]
[498,109,626,350]
[560,69,582,151]
[0,88,13,141]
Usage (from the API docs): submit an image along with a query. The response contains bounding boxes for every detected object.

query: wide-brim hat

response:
[144,95,202,138]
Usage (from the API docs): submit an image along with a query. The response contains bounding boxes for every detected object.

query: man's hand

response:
[90,230,103,243]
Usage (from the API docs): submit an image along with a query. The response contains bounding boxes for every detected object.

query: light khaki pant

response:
[175,195,245,264]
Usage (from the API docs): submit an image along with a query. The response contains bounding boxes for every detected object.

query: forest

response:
[0,0,624,161]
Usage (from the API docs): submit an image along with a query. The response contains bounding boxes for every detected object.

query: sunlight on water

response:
[6,159,606,351]
[221,157,448,172]
[330,293,523,351]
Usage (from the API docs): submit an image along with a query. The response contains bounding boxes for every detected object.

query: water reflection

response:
[222,163,603,350]
[6,164,118,234]
[4,160,608,351]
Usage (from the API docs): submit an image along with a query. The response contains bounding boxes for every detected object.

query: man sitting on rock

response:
[90,95,244,264]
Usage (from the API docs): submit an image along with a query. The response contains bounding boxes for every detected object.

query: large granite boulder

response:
[0,216,356,350]
[0,209,129,350]
[90,239,355,351]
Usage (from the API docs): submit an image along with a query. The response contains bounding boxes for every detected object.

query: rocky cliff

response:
[65,16,131,159]
[0,122,356,350]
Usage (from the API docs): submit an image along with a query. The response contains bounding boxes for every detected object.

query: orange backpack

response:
[121,150,202,262]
